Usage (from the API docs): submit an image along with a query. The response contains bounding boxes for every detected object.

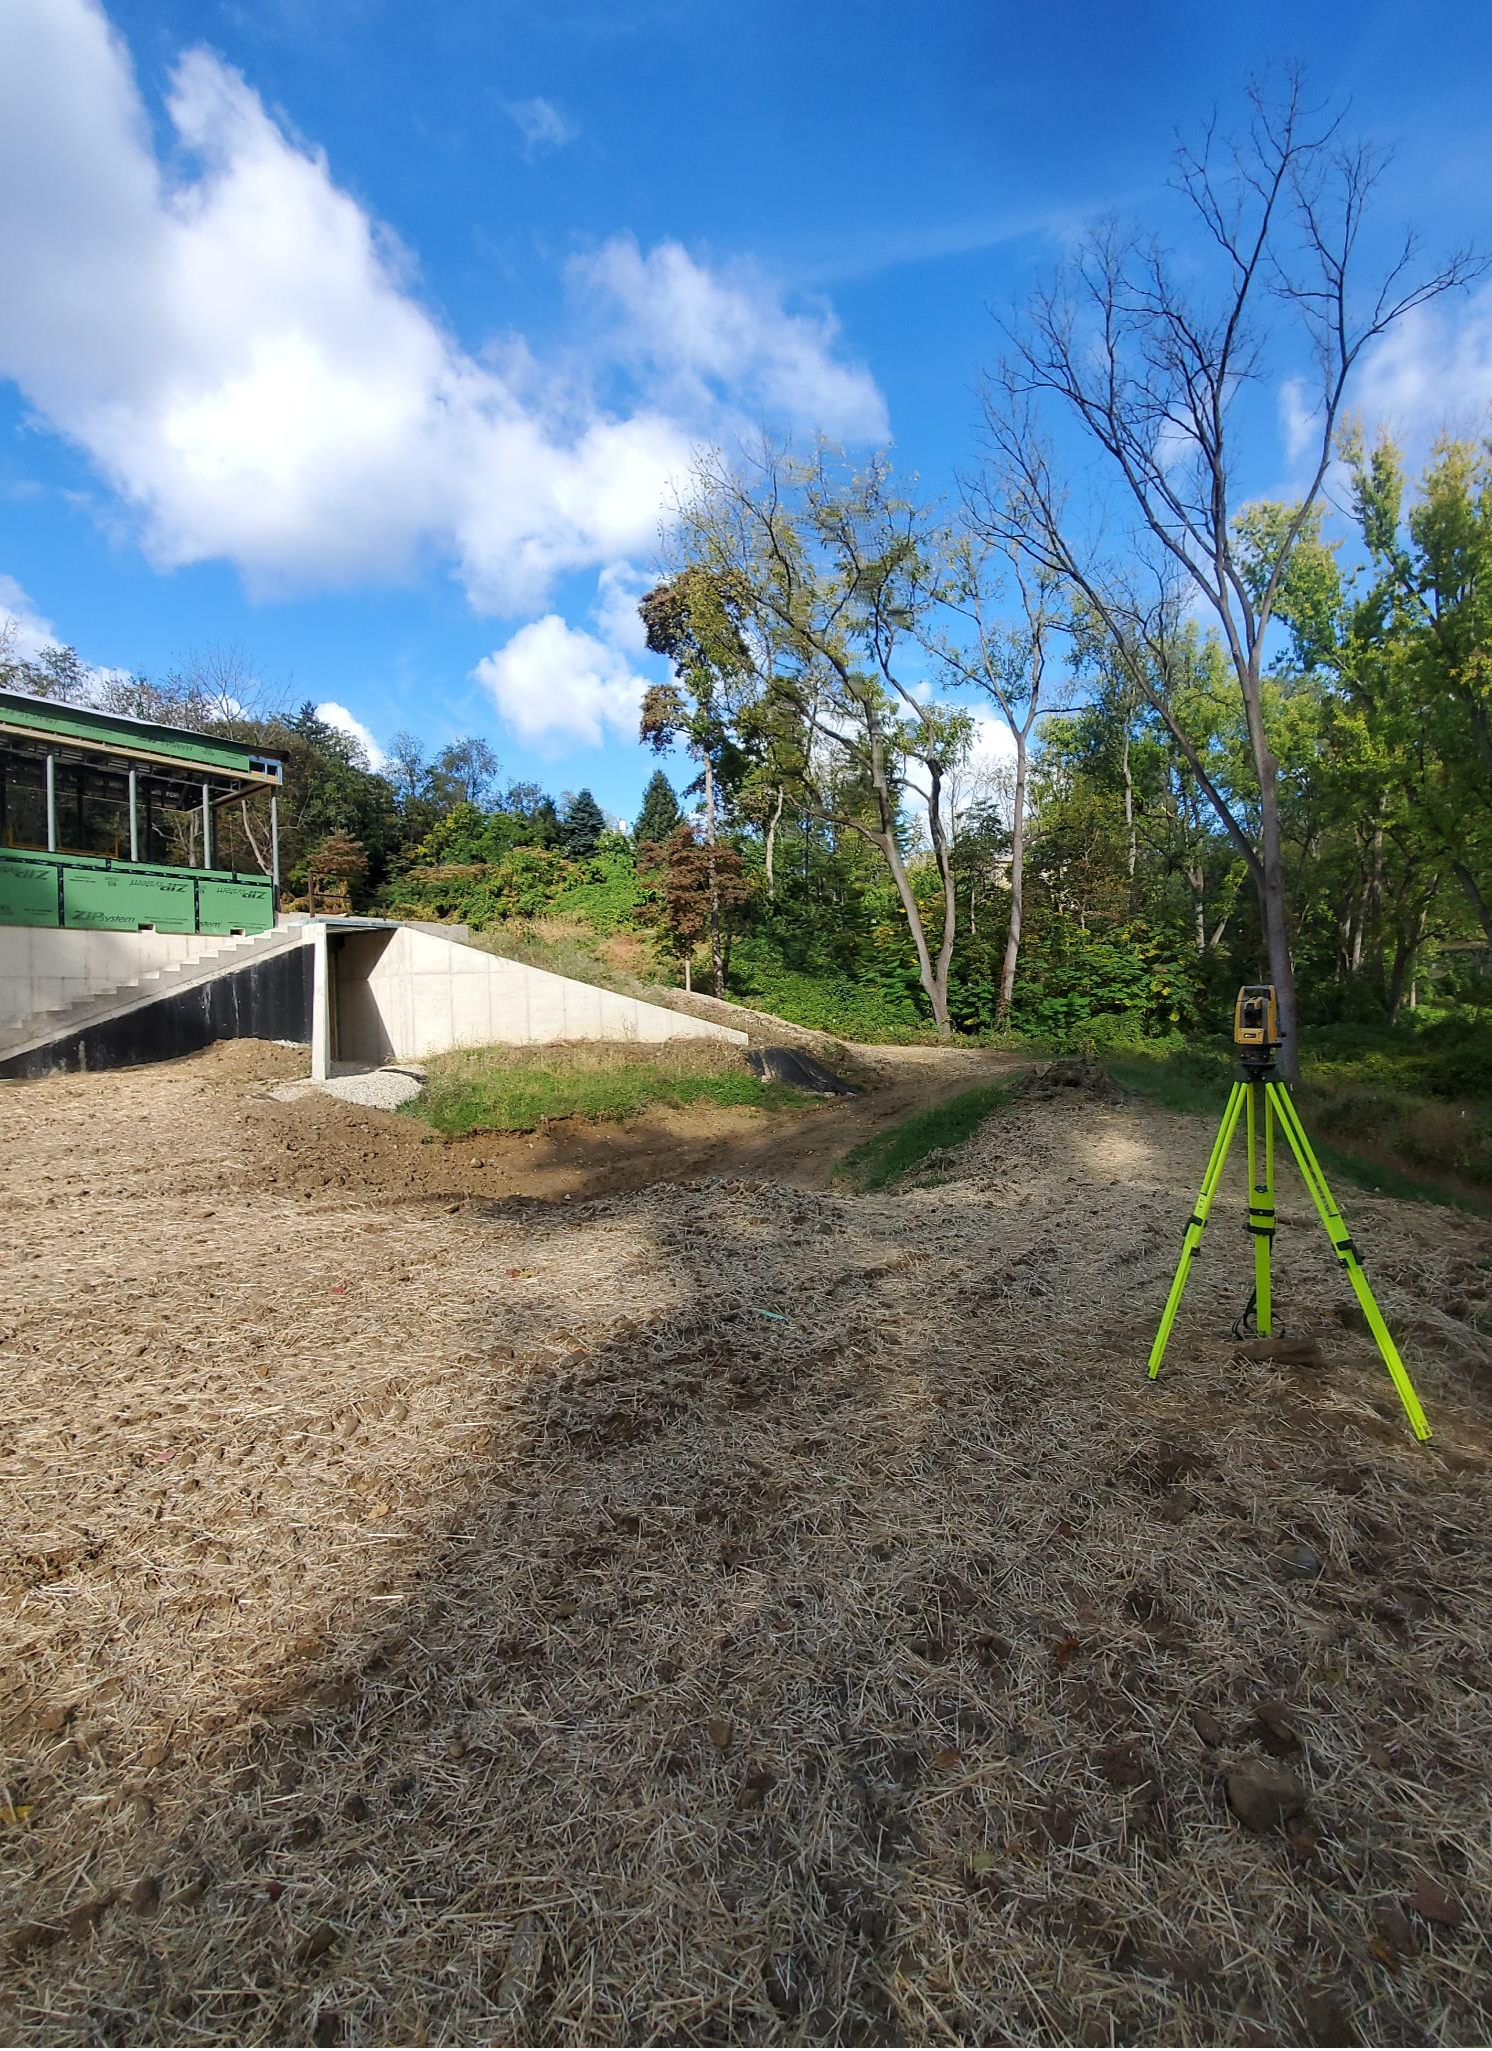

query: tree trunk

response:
[238,799,268,872]
[928,758,959,1040]
[1120,718,1137,894]
[1451,860,1492,951]
[860,729,953,1037]
[996,740,1027,1028]
[1256,759,1300,1080]
[1386,898,1431,1023]
[702,753,724,999]
[683,955,692,994]
[1365,824,1385,992]
[764,785,784,898]
[874,820,951,1037]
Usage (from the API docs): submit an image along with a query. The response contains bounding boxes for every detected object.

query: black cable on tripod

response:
[1231,1286,1258,1342]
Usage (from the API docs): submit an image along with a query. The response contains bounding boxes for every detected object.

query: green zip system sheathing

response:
[0,694,278,779]
[0,849,274,934]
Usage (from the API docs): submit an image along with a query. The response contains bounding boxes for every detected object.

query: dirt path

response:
[4,1042,1492,2047]
[249,1040,1027,1207]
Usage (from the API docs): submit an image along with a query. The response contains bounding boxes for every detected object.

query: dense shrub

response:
[953,917,1201,1042]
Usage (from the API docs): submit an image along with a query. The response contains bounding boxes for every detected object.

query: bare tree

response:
[932,538,1066,1026]
[976,76,1483,1075]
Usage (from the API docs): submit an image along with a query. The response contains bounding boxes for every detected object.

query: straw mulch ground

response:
[3,1043,1490,2046]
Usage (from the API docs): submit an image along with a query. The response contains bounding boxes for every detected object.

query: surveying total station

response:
[1146,984,1433,1442]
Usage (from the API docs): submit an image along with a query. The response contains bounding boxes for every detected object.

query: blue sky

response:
[2,0,1491,822]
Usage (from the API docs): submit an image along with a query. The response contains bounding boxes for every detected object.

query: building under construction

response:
[0,686,742,1080]
[0,685,284,937]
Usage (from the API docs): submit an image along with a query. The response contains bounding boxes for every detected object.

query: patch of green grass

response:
[1107,1047,1492,1215]
[835,1084,1013,1193]
[407,1038,797,1137]
[1106,1045,1235,1118]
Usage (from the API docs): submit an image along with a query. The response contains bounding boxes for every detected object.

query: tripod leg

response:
[1247,1081,1275,1334]
[1265,1083,1432,1443]
[1147,1082,1246,1381]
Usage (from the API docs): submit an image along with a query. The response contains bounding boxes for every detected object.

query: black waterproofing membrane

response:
[746,1045,859,1096]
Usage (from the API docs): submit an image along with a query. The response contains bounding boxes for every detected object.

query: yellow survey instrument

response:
[1233,983,1279,1050]
[1146,986,1432,1442]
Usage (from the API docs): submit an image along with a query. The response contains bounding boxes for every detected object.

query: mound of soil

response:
[1018,1055,1126,1102]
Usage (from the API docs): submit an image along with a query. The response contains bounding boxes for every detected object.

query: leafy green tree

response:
[0,639,94,700]
[430,736,500,811]
[270,705,400,890]
[640,565,759,997]
[932,539,1068,1024]
[1342,433,1492,960]
[501,781,562,848]
[635,768,683,849]
[671,447,973,1035]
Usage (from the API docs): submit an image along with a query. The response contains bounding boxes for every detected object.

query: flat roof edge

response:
[0,686,288,773]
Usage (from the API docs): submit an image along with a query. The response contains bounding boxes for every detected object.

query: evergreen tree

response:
[635,768,683,848]
[560,787,606,857]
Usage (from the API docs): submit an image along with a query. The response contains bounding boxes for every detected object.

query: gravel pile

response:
[320,1063,426,1110]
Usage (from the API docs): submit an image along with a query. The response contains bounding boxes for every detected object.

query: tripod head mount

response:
[1234,983,1283,1080]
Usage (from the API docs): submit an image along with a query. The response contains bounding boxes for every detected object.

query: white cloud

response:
[574,236,891,444]
[0,572,133,701]
[504,96,577,159]
[967,711,1020,774]
[473,614,650,752]
[1277,376,1319,466]
[1354,284,1492,450]
[939,712,1018,830]
[0,573,59,662]
[592,561,653,656]
[0,0,889,642]
[315,699,387,770]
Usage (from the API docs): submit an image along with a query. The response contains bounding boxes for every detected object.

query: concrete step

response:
[0,927,306,1064]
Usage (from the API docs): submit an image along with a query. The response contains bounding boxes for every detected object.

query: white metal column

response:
[128,767,140,862]
[45,753,56,852]
[201,781,212,869]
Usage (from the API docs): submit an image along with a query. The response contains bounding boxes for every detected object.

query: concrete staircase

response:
[0,928,305,1067]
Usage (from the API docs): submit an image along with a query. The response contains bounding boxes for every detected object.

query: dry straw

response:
[2,1044,1490,2045]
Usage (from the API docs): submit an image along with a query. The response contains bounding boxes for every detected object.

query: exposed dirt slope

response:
[3,1043,1490,2047]
[249,1042,1026,1205]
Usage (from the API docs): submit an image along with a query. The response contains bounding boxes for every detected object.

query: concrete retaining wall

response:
[0,926,226,1031]
[323,925,744,1071]
[0,942,312,1080]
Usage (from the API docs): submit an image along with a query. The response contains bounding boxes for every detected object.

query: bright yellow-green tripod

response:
[1146,988,1432,1443]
